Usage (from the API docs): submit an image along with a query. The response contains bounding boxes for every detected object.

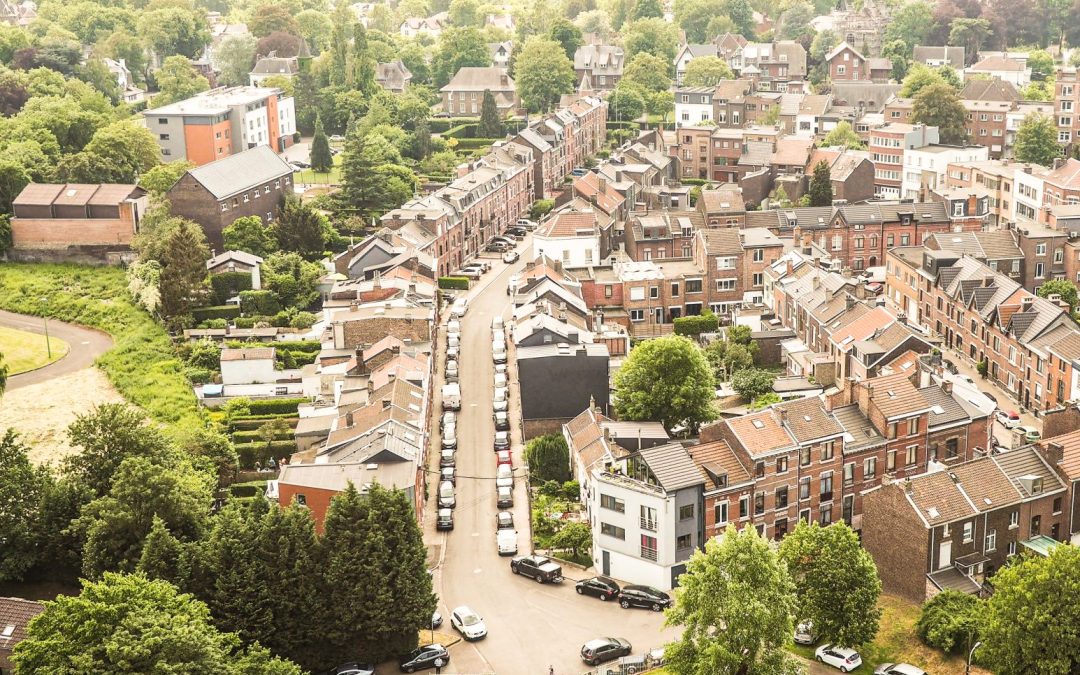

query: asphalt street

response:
[426,236,678,675]
[0,309,113,389]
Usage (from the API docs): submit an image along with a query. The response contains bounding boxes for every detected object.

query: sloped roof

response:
[185,146,292,200]
[867,372,931,420]
[698,185,745,213]
[920,385,970,428]
[536,211,599,238]
[1039,429,1080,481]
[441,67,514,92]
[0,597,44,653]
[970,56,1024,72]
[639,443,706,491]
[960,77,1019,102]
[727,410,797,457]
[833,404,885,451]
[912,45,964,69]
[688,438,751,489]
[776,396,844,443]
[697,228,743,256]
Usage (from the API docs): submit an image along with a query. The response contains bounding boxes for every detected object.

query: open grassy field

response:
[0,325,68,374]
[0,264,199,429]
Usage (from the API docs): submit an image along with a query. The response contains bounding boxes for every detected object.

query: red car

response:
[496,450,513,468]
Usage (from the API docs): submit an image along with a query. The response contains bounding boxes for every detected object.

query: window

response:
[641,534,658,560]
[820,472,833,500]
[962,521,974,543]
[679,504,694,520]
[775,517,789,539]
[754,492,765,515]
[752,273,764,287]
[843,462,855,486]
[820,504,833,525]
[886,449,896,471]
[864,457,877,479]
[716,278,736,291]
[717,256,736,269]
[837,65,846,75]
[821,441,834,462]
[1036,262,1045,278]
[901,234,910,246]
[753,249,764,262]
[671,282,680,297]
[776,456,788,474]
[641,505,658,530]
[630,309,644,322]
[906,445,918,466]
[676,533,692,549]
[600,494,625,512]
[985,528,996,551]
[650,286,659,299]
[1007,540,1017,556]
[739,495,750,518]
[605,284,613,298]
[220,202,228,212]
[1036,243,1047,256]
[776,486,789,508]
[799,477,810,500]
[601,522,626,539]
[800,447,811,467]
[1054,497,1063,515]
[686,279,702,293]
[1009,510,1019,528]
[1031,514,1041,535]
[715,501,729,526]
[295,493,307,506]
[908,418,919,436]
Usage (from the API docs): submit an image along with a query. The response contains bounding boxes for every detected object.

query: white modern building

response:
[901,144,989,200]
[675,87,714,127]
[532,211,603,268]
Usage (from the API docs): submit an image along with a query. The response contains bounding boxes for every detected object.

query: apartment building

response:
[574,44,624,91]
[673,125,715,180]
[943,158,1041,227]
[143,86,296,165]
[964,99,1011,158]
[1055,68,1079,151]
[869,124,939,198]
[825,42,891,83]
[675,86,715,127]
[902,144,989,200]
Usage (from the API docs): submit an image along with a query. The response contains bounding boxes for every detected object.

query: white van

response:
[491,316,504,333]
[492,341,507,364]
[442,383,461,410]
[438,480,456,508]
[492,330,506,347]
[451,297,469,318]
[494,372,507,389]
[496,528,518,556]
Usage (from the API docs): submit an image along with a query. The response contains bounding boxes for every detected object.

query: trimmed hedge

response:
[239,290,281,316]
[210,272,253,305]
[454,138,499,150]
[681,177,713,186]
[236,440,296,468]
[228,416,299,431]
[245,397,307,415]
[233,428,296,443]
[438,276,470,290]
[674,312,720,336]
[192,304,241,322]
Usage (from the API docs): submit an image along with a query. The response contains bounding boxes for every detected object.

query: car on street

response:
[815,645,863,672]
[793,621,815,645]
[507,274,520,295]
[292,160,311,169]
[496,528,518,555]
[329,134,345,143]
[450,606,487,641]
[485,240,511,252]
[516,218,537,230]
[496,485,513,508]
[325,663,375,675]
[446,344,459,361]
[996,410,1020,428]
[493,411,510,430]
[493,387,508,411]
[440,466,455,484]
[494,372,507,389]
[618,585,671,611]
[435,508,454,531]
[440,411,455,431]
[450,298,468,317]
[502,250,520,264]
[580,638,632,666]
[398,644,449,672]
[510,554,563,583]
[495,463,513,488]
[943,359,958,374]
[494,430,510,450]
[441,383,460,411]
[575,576,621,601]
[447,320,461,335]
[457,267,483,280]
[437,481,455,508]
[445,359,459,382]
[492,342,507,364]
[507,226,527,238]
[432,611,442,628]
[496,510,514,529]
[1019,425,1041,443]
[441,425,457,450]
[495,449,512,468]
[439,449,455,468]
[874,664,927,675]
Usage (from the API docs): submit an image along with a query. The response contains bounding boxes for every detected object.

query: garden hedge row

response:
[236,440,296,468]
[192,305,241,322]
[245,398,307,415]
[438,276,470,290]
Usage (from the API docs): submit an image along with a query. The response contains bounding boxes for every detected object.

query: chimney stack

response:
[346,411,355,427]
[941,380,953,395]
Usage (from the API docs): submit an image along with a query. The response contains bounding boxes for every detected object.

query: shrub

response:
[245,397,307,415]
[209,272,253,305]
[525,434,571,484]
[199,318,228,329]
[238,290,281,316]
[191,305,241,322]
[185,367,213,384]
[290,311,317,329]
[270,308,298,327]
[529,199,555,220]
[732,367,776,400]
[234,316,257,328]
[235,440,295,468]
[915,590,983,654]
[673,311,719,336]
[438,276,470,290]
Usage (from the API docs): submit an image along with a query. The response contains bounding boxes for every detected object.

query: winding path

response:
[0,309,113,390]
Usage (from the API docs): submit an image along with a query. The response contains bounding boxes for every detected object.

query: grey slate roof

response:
[912,45,964,69]
[838,202,948,225]
[186,145,292,200]
[920,385,970,429]
[639,442,706,491]
[833,403,885,452]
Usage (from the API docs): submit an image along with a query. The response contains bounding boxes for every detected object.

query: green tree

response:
[262,251,324,308]
[319,483,436,665]
[820,121,865,149]
[137,515,187,584]
[912,83,968,145]
[682,55,734,86]
[574,9,612,40]
[622,17,680,62]
[432,27,490,88]
[981,544,1080,674]
[66,403,176,498]
[634,0,665,19]
[674,0,726,42]
[1036,279,1080,311]
[883,0,932,53]
[137,6,211,59]
[248,4,300,38]
[549,17,584,60]
[750,392,782,410]
[11,572,301,673]
[0,159,30,214]
[665,526,797,675]
[296,9,333,51]
[949,18,992,63]
[515,37,575,112]
[477,89,504,137]
[703,338,757,382]
[1026,49,1054,81]
[274,194,329,261]
[1021,81,1054,102]
[448,0,482,26]
[732,367,776,400]
[349,23,377,93]
[223,216,276,257]
[915,590,983,654]
[153,55,210,107]
[725,0,756,39]
[310,114,333,174]
[77,120,160,184]
[0,430,51,582]
[623,52,672,92]
[75,456,214,578]
[899,63,948,98]
[614,335,717,433]
[808,159,833,207]
[779,1,814,41]
[139,161,194,196]
[524,433,571,483]
[1014,112,1061,166]
[882,39,910,81]
[159,220,211,321]
[778,521,881,648]
[608,84,646,121]
[550,521,592,558]
[216,34,258,87]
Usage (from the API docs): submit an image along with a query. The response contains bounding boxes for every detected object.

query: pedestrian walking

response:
[548,666,554,675]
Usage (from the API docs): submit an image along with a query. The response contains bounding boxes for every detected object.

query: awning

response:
[1020,535,1061,557]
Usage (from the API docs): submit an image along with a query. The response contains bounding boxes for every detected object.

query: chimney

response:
[346,411,355,427]
[366,378,375,393]
[903,476,913,495]
[846,295,856,310]
[603,425,611,441]
[500,73,509,87]
[391,345,401,355]
[382,398,391,409]
[598,176,607,193]
[1044,441,1064,466]
[1053,157,1066,170]
[941,380,953,395]
[1021,296,1034,311]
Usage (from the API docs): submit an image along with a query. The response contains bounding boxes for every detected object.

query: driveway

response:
[426,236,678,674]
[0,309,112,390]
[281,139,311,164]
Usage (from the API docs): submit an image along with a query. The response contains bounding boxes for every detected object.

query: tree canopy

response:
[515,37,576,113]
[911,83,968,145]
[682,55,734,86]
[1014,112,1061,166]
[614,335,717,432]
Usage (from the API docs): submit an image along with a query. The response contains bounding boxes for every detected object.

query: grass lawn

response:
[0,264,199,429]
[293,154,343,185]
[0,325,68,374]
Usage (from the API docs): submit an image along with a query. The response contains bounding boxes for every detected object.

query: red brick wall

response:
[278,484,335,533]
[862,483,931,603]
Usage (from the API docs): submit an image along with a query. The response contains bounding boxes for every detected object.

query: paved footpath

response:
[0,309,112,389]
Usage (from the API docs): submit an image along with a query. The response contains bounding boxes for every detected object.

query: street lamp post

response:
[41,297,51,359]
[966,640,982,675]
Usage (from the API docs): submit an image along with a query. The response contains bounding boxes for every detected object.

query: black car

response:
[576,576,621,601]
[493,411,510,431]
[506,227,527,238]
[580,637,632,666]
[943,359,958,374]
[398,644,449,673]
[618,585,671,611]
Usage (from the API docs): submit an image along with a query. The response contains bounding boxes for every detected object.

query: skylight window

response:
[752,419,765,429]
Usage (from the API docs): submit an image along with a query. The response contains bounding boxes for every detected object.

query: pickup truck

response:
[510,555,563,583]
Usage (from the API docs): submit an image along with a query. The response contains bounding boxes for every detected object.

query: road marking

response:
[470,403,479,407]
[471,532,480,537]
[473,568,483,574]
[82,341,90,345]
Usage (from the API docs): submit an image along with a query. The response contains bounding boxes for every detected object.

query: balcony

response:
[640,517,658,532]
[640,546,658,561]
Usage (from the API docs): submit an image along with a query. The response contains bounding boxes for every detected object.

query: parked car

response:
[457,267,483,280]
[874,664,927,675]
[618,585,671,611]
[496,510,514,529]
[492,341,507,364]
[1019,425,1041,443]
[496,485,513,508]
[439,449,455,468]
[494,362,507,375]
[510,554,563,583]
[446,344,459,362]
[450,606,487,641]
[398,644,449,672]
[435,508,454,531]
[493,411,510,431]
[325,663,375,675]
[441,425,457,450]
[815,645,863,672]
[793,621,815,645]
[440,466,455,484]
[996,410,1020,429]
[447,320,461,335]
[495,463,513,488]
[580,638,632,666]
[493,387,508,411]
[493,430,510,450]
[292,160,311,169]
[496,528,518,555]
[440,411,455,431]
[494,372,507,389]
[491,315,505,332]
[507,274,520,295]
[502,250,520,264]
[437,481,455,509]
[575,576,621,601]
[485,240,510,252]
[445,359,459,382]
[431,611,442,628]
[943,359,958,374]
[507,226,527,238]
[492,329,507,347]
[495,449,512,468]
[450,297,468,318]
[516,218,536,230]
